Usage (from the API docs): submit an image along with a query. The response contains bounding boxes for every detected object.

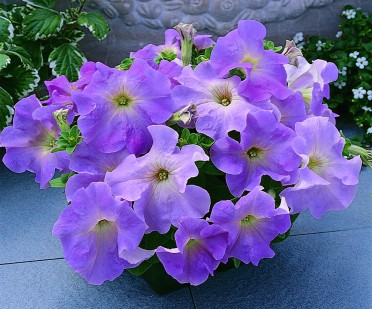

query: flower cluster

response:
[0,20,363,286]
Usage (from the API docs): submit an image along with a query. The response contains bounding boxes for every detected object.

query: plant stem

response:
[78,0,88,14]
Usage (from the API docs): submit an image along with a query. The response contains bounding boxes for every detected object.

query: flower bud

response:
[174,23,197,66]
[53,108,70,132]
[282,40,303,67]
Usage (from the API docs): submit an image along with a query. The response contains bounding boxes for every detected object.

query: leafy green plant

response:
[0,0,109,129]
[299,5,372,146]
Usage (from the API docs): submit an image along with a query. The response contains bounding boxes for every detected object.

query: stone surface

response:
[0,259,195,309]
[191,228,372,309]
[0,163,65,264]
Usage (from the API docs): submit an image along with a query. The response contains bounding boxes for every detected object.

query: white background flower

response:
[362,106,372,112]
[367,90,372,101]
[349,51,359,59]
[293,32,304,44]
[356,57,368,69]
[367,127,372,134]
[352,87,366,99]
[316,40,325,51]
[336,31,343,38]
[338,66,347,76]
[342,9,356,19]
[334,81,346,89]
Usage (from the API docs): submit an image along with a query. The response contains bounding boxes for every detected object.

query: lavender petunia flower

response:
[105,125,210,234]
[211,110,301,197]
[210,187,291,265]
[156,217,228,286]
[44,62,97,109]
[172,61,256,140]
[73,59,181,154]
[0,95,69,188]
[210,20,291,101]
[130,29,182,68]
[280,117,362,218]
[285,57,338,123]
[65,142,129,201]
[53,182,153,285]
[269,92,307,130]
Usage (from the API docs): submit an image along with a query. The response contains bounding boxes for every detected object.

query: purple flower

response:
[211,110,301,197]
[172,61,256,140]
[0,95,69,188]
[130,29,182,68]
[210,20,291,101]
[210,187,291,265]
[44,62,97,108]
[73,59,180,154]
[53,182,153,285]
[285,57,338,122]
[156,217,228,286]
[269,92,307,130]
[105,125,210,234]
[194,34,215,50]
[65,142,129,201]
[280,117,362,218]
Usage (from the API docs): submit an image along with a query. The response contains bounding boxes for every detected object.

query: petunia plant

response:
[297,5,372,146]
[0,19,369,290]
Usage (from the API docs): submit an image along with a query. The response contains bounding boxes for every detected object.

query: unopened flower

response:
[105,125,210,234]
[210,187,291,265]
[282,40,303,67]
[352,87,366,99]
[349,51,359,59]
[316,40,325,51]
[356,57,368,69]
[281,117,362,218]
[174,22,197,66]
[342,9,356,19]
[367,90,372,101]
[293,32,303,44]
[335,31,343,38]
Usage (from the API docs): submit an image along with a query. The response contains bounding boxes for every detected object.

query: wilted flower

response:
[281,40,303,67]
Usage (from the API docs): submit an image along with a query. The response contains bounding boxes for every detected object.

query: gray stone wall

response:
[2,0,371,66]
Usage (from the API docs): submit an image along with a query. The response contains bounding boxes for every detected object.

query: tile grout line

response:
[0,257,64,266]
[290,226,372,237]
[188,286,197,309]
[1,227,371,267]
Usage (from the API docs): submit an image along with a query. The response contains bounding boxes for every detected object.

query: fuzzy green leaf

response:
[23,8,63,40]
[11,66,40,99]
[77,12,109,41]
[0,86,14,129]
[0,16,14,43]
[23,0,58,9]
[0,54,11,70]
[48,43,86,81]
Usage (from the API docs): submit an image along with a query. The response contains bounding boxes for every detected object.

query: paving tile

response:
[0,259,194,309]
[191,228,372,309]
[0,163,66,263]
[291,168,372,235]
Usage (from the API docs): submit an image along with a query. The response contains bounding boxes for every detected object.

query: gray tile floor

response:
[0,163,371,309]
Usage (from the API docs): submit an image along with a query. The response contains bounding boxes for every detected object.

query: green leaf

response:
[0,54,11,70]
[232,258,241,268]
[0,86,14,129]
[48,43,86,81]
[77,12,109,41]
[0,16,14,43]
[127,260,152,276]
[23,8,63,40]
[5,46,34,68]
[24,0,58,8]
[200,161,224,176]
[117,58,134,70]
[12,66,40,98]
